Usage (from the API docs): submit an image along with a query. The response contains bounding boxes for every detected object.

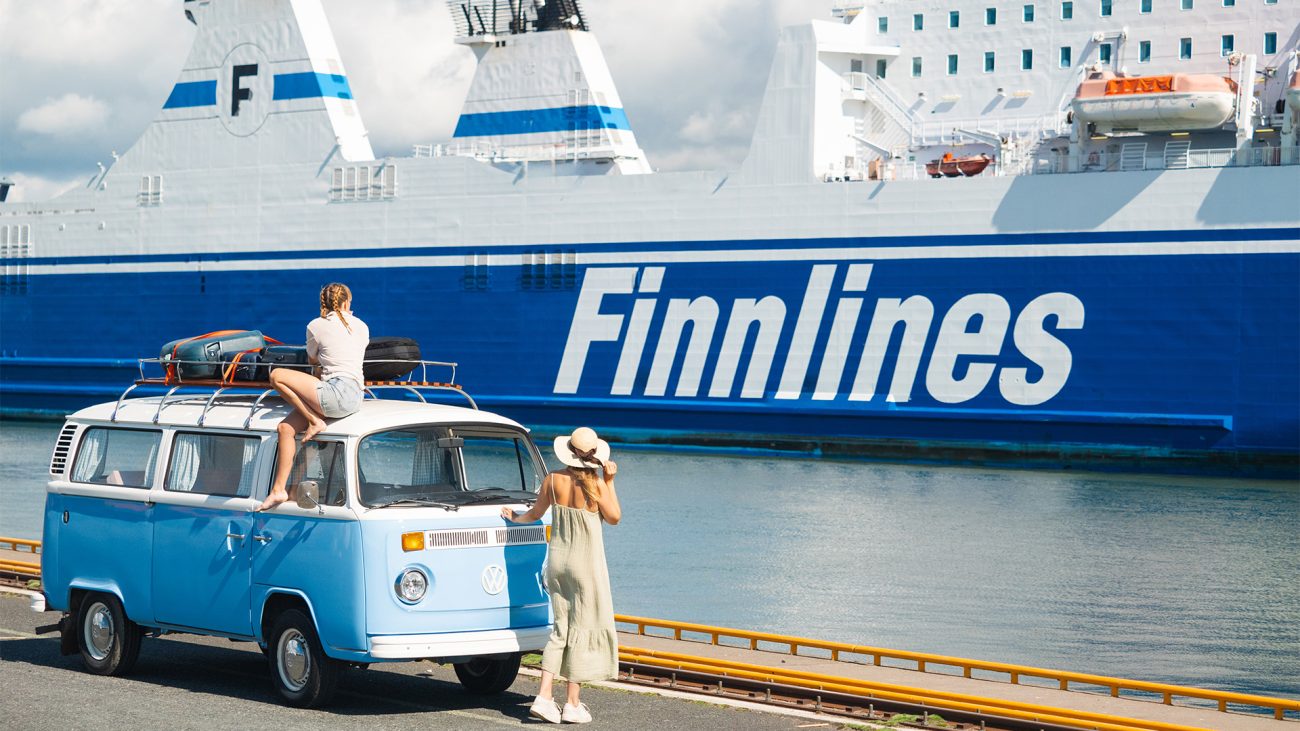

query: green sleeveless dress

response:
[539,502,618,683]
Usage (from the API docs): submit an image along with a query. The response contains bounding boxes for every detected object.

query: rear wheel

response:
[454,654,522,695]
[76,592,143,676]
[267,609,341,708]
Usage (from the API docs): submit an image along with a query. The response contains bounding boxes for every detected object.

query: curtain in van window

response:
[413,431,441,486]
[170,434,201,492]
[236,439,258,498]
[71,429,107,482]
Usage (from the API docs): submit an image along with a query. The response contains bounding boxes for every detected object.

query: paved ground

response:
[0,593,850,731]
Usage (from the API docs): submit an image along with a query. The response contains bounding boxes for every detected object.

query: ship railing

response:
[912,114,1068,147]
[843,73,917,136]
[413,135,622,164]
[844,145,1298,182]
[111,358,474,429]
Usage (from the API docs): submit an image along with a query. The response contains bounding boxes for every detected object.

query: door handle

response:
[226,532,245,540]
[253,534,273,544]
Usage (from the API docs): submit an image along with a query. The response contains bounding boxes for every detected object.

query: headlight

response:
[395,568,428,604]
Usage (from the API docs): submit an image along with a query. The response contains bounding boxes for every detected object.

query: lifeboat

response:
[925,152,994,178]
[1288,71,1300,113]
[1071,73,1236,133]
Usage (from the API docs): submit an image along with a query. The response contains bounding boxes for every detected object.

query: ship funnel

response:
[118,0,373,173]
[447,0,651,175]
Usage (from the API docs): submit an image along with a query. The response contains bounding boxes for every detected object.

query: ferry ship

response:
[2,0,1298,474]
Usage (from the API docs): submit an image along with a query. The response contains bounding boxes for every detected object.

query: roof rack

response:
[111,357,477,429]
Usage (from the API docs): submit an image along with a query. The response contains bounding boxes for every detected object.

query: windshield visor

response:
[357,426,543,508]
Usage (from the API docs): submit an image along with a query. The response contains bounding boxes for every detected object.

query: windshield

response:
[357,425,543,507]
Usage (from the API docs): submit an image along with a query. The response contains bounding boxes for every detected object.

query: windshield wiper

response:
[369,496,460,511]
[456,489,536,507]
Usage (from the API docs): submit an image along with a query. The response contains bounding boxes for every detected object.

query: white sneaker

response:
[561,702,592,724]
[529,695,561,724]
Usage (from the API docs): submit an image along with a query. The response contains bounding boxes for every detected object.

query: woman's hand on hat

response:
[500,507,516,522]
[602,460,617,482]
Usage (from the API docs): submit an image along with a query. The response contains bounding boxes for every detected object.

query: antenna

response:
[447,0,586,37]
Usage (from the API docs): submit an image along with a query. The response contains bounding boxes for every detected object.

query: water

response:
[4,418,1297,698]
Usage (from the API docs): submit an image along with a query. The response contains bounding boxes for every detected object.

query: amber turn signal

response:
[401,531,425,552]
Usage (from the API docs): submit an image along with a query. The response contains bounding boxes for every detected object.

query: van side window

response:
[166,433,260,497]
[286,442,347,506]
[70,428,161,488]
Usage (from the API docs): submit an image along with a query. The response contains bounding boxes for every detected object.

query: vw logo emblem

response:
[481,564,507,595]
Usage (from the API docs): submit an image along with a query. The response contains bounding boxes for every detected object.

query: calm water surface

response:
[3,418,1297,698]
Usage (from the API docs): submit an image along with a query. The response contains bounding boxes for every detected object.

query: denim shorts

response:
[317,376,363,418]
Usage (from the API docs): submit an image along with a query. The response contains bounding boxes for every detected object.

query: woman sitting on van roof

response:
[258,283,369,512]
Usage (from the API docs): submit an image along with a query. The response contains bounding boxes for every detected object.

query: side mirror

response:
[295,480,321,510]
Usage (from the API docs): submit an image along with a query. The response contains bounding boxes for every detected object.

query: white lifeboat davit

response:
[1287,71,1300,113]
[1071,74,1237,133]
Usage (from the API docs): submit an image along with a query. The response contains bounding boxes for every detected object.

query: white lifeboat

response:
[1287,71,1300,113]
[1071,73,1237,133]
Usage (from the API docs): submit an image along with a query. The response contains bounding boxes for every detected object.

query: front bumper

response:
[368,625,552,660]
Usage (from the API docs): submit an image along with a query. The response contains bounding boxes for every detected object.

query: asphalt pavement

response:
[0,593,846,730]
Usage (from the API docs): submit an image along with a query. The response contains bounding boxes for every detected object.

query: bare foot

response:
[257,489,289,512]
[301,419,327,443]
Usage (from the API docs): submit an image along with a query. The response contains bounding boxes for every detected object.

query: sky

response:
[0,0,830,202]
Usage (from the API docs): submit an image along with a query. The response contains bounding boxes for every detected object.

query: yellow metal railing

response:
[620,646,1211,731]
[0,537,41,555]
[615,614,1300,721]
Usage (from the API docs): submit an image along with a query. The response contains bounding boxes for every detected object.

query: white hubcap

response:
[84,601,114,661]
[277,629,311,691]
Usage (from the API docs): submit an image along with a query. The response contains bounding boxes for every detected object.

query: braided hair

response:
[319,282,353,333]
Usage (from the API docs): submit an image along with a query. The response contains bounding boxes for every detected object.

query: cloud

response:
[16,94,110,137]
[4,172,84,203]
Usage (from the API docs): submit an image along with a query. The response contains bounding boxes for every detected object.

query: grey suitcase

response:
[161,330,265,381]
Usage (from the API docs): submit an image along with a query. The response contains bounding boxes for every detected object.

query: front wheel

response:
[76,592,143,676]
[267,609,341,708]
[454,654,522,695]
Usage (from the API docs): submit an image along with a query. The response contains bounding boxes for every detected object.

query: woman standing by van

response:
[502,427,622,724]
[258,283,369,511]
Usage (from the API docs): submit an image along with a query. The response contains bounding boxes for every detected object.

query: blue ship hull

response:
[3,228,1298,476]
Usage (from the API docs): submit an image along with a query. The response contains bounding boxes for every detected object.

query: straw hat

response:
[553,427,610,469]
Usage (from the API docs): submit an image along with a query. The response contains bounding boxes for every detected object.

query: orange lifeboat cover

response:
[1104,76,1173,95]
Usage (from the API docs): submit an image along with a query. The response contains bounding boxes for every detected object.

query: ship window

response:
[1139,40,1152,62]
[1022,49,1034,69]
[950,10,960,27]
[878,16,888,32]
[1061,1,1073,19]
[913,13,924,30]
[985,7,997,24]
[463,252,490,290]
[1140,0,1152,12]
[1264,0,1277,4]
[851,58,864,73]
[1180,37,1192,59]
[331,164,397,202]
[984,51,995,72]
[1180,0,1192,9]
[0,224,33,296]
[912,56,923,76]
[948,54,959,74]
[876,59,888,78]
[1099,43,1112,64]
[137,175,163,207]
[1023,4,1035,21]
[1264,32,1277,54]
[1220,35,1233,55]
[1100,0,1112,16]
[1222,0,1234,5]
[1059,46,1072,67]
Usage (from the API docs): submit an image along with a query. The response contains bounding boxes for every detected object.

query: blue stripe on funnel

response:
[272,72,354,101]
[162,80,217,109]
[453,105,632,137]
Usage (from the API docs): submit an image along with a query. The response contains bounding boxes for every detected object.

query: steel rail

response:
[0,537,41,554]
[620,646,1211,731]
[615,614,1300,720]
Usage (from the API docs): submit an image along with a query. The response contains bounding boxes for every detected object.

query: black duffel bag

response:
[364,337,422,381]
[263,345,312,375]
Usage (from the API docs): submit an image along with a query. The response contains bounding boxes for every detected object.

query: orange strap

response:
[167,330,246,383]
[220,348,262,384]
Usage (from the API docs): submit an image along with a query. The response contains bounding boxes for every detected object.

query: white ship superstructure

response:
[1,0,1298,474]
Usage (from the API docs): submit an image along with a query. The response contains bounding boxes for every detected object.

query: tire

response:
[266,608,341,708]
[76,592,143,676]
[454,654,522,695]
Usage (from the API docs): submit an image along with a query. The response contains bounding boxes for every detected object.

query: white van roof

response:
[69,396,527,436]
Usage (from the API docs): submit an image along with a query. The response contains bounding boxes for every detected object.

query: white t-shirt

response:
[306,311,369,385]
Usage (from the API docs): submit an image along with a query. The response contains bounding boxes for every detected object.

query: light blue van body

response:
[42,396,553,665]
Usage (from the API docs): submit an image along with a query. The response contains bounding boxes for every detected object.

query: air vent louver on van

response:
[49,424,78,476]
[422,526,547,550]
